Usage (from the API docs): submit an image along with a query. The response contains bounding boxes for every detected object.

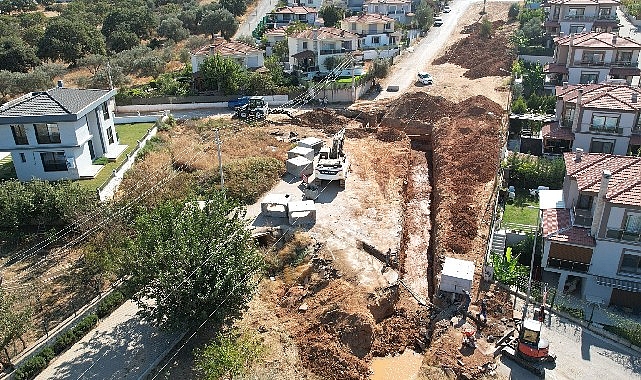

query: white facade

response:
[362,0,412,24]
[288,0,323,9]
[544,0,620,36]
[287,28,358,73]
[0,88,122,182]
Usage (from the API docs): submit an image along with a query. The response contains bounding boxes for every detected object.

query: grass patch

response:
[336,75,363,83]
[604,322,641,347]
[79,123,154,191]
[503,189,539,226]
[209,156,285,204]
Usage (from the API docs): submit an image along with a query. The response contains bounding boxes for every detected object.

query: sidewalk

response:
[35,300,181,380]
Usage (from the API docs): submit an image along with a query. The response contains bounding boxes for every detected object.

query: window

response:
[590,138,615,153]
[384,22,391,29]
[102,102,110,120]
[308,0,313,3]
[34,123,61,144]
[570,25,585,34]
[563,105,575,126]
[616,51,633,65]
[351,22,356,31]
[599,7,611,17]
[577,193,593,210]
[40,151,67,172]
[626,214,641,233]
[107,127,114,144]
[11,125,28,145]
[579,71,599,84]
[619,253,641,275]
[591,114,620,131]
[568,7,585,16]
[582,51,605,65]
[19,153,26,163]
[302,41,308,49]
[372,36,380,44]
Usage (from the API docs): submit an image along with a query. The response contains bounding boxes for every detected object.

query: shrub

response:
[96,291,125,318]
[52,330,77,355]
[14,355,48,380]
[72,314,99,336]
[511,96,527,114]
[480,18,493,38]
[604,322,641,347]
[504,153,565,189]
[92,157,109,165]
[508,3,520,20]
[195,329,266,380]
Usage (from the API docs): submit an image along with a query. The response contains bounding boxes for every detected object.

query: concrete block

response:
[261,193,293,218]
[287,146,315,161]
[297,137,324,154]
[286,156,313,178]
[288,200,316,225]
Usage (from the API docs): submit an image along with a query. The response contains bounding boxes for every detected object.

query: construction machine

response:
[499,318,556,378]
[233,96,296,121]
[314,128,348,187]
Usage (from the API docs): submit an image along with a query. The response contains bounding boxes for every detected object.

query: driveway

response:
[234,0,277,39]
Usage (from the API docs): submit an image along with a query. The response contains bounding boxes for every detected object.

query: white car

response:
[443,6,451,13]
[433,17,443,26]
[417,71,433,85]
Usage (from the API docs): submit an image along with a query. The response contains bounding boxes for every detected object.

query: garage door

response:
[610,288,641,309]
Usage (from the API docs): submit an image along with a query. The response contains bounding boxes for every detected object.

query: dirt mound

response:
[298,109,350,134]
[376,128,406,142]
[385,93,457,124]
[367,285,400,323]
[433,20,516,79]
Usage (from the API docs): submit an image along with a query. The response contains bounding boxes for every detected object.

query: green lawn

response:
[336,75,363,83]
[503,190,539,226]
[80,123,155,190]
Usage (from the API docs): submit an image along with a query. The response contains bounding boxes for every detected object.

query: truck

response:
[314,128,348,187]
[233,96,269,120]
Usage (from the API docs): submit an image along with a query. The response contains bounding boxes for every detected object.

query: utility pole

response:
[215,129,224,192]
[107,61,114,90]
[524,208,541,319]
[351,57,356,102]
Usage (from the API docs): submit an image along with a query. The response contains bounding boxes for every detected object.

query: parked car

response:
[433,17,443,26]
[417,71,433,85]
[227,96,250,109]
[443,6,451,13]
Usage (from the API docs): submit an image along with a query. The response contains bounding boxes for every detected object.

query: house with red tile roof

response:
[340,13,401,51]
[541,151,641,308]
[542,0,620,37]
[267,6,320,29]
[190,37,265,73]
[287,27,358,74]
[542,82,641,155]
[362,0,413,24]
[543,32,641,90]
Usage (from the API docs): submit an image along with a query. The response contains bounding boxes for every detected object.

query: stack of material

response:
[286,156,313,177]
[288,200,316,225]
[287,146,315,161]
[297,137,324,154]
[260,193,292,218]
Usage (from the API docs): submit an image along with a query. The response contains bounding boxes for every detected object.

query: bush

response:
[517,45,554,56]
[604,322,641,347]
[96,291,125,318]
[14,355,48,380]
[93,157,109,165]
[511,96,527,114]
[504,153,565,189]
[195,329,266,380]
[508,3,520,20]
[52,330,77,355]
[72,314,99,336]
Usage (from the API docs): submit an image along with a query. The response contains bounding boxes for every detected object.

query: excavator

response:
[499,318,556,378]
[314,128,348,188]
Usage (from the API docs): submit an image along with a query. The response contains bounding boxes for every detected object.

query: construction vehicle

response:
[233,96,296,121]
[314,128,348,187]
[499,318,556,378]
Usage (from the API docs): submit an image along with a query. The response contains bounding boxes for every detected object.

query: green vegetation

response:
[557,304,585,320]
[415,0,435,31]
[504,153,566,190]
[319,5,344,27]
[209,156,285,205]
[195,329,266,380]
[491,247,529,286]
[0,288,31,363]
[604,321,641,347]
[480,17,493,38]
[622,0,641,18]
[503,202,538,226]
[81,122,154,191]
[0,154,16,180]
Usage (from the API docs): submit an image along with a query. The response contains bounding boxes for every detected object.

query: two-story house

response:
[288,27,358,74]
[191,37,265,73]
[542,82,641,155]
[340,13,400,50]
[288,0,323,9]
[362,0,413,24]
[543,0,620,36]
[267,6,320,29]
[544,32,641,90]
[0,84,124,182]
[541,151,641,309]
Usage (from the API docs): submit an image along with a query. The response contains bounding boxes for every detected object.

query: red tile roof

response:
[542,121,575,140]
[555,83,641,112]
[272,6,318,14]
[343,13,395,24]
[193,37,263,56]
[544,63,569,74]
[564,152,641,207]
[542,209,596,246]
[290,26,358,40]
[554,32,641,49]
[545,0,619,4]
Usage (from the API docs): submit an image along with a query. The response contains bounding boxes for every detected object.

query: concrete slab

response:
[261,193,294,218]
[288,200,316,225]
[297,137,324,154]
[286,156,313,178]
[287,146,315,161]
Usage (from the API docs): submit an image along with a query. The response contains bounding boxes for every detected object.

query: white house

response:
[544,32,641,90]
[191,37,265,73]
[267,6,320,29]
[340,13,400,50]
[543,0,620,36]
[288,0,324,9]
[542,82,641,155]
[541,151,641,309]
[265,27,288,58]
[0,84,124,181]
[362,0,413,24]
[288,27,359,73]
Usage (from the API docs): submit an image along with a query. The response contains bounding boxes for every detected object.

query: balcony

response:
[588,124,623,134]
[42,160,68,172]
[606,229,641,242]
[320,49,348,55]
[547,257,590,273]
[573,207,593,227]
[575,60,639,68]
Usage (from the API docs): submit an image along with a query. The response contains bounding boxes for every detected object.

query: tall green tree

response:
[0,288,31,363]
[319,5,344,27]
[38,18,106,64]
[201,8,238,39]
[158,17,190,42]
[415,0,434,31]
[220,0,246,17]
[199,54,245,94]
[101,7,158,40]
[126,193,264,330]
[0,0,37,14]
[107,30,140,53]
[0,36,39,72]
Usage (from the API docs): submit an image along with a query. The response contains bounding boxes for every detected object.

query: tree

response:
[319,5,344,27]
[371,58,390,78]
[508,3,520,21]
[220,0,246,17]
[0,0,37,14]
[158,17,190,42]
[415,0,434,31]
[323,55,341,71]
[125,194,264,330]
[272,40,289,62]
[0,36,39,72]
[78,54,107,75]
[511,96,527,114]
[0,70,18,98]
[196,329,266,379]
[480,17,493,38]
[38,18,106,64]
[491,247,528,286]
[201,8,238,39]
[521,17,543,45]
[101,8,158,40]
[107,30,140,53]
[199,54,245,94]
[0,288,31,364]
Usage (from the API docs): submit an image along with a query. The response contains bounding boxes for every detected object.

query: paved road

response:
[36,300,181,380]
[497,304,641,380]
[234,0,278,39]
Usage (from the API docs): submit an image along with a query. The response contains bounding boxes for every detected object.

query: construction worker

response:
[478,298,488,323]
[459,289,471,315]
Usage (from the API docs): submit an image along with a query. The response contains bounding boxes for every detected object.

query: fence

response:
[115,95,289,114]
[501,222,538,234]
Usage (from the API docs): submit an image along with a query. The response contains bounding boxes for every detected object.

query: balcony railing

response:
[573,207,593,227]
[606,229,641,242]
[42,160,68,172]
[560,14,619,22]
[575,60,639,68]
[320,49,348,55]
[589,124,623,134]
[547,257,590,273]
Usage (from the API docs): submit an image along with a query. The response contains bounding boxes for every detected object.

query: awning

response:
[544,63,569,74]
[291,50,315,59]
[596,276,641,292]
[610,67,641,77]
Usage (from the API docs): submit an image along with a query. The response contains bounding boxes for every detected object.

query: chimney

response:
[633,93,639,103]
[57,80,64,88]
[591,170,612,236]
[563,81,568,89]
[572,88,583,132]
[612,34,617,45]
[575,148,583,161]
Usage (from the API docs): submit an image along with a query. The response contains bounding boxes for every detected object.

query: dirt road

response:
[234,0,277,39]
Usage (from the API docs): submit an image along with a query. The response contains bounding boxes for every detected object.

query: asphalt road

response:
[234,0,278,39]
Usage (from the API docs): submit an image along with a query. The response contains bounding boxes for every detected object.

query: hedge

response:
[96,291,125,319]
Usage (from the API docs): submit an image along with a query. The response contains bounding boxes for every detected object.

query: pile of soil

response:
[433,20,516,79]
[297,109,351,134]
